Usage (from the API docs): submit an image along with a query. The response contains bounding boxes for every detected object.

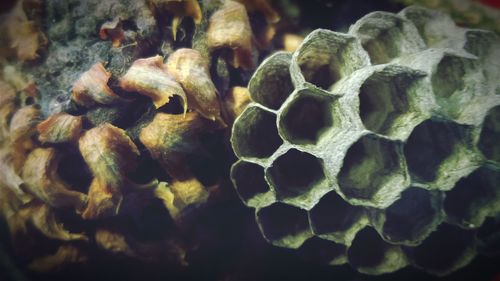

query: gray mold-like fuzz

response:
[231,5,500,276]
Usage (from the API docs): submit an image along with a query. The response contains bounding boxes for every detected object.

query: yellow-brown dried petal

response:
[30,203,88,241]
[154,178,208,220]
[99,17,125,47]
[37,113,83,144]
[81,178,122,220]
[0,149,32,203]
[148,0,202,40]
[28,244,88,272]
[223,86,250,124]
[236,0,280,23]
[119,55,187,110]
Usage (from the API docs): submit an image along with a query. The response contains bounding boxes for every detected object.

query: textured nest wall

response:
[231,6,500,276]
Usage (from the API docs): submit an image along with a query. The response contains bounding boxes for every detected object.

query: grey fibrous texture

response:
[230,6,500,276]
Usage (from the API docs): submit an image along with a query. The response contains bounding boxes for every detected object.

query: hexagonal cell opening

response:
[338,135,403,201]
[257,203,311,248]
[404,119,465,183]
[431,54,474,99]
[232,106,283,159]
[280,91,334,145]
[231,161,270,205]
[296,30,368,90]
[297,236,346,265]
[358,67,425,136]
[309,191,363,235]
[444,167,499,228]
[267,149,326,200]
[404,224,476,275]
[380,187,442,245]
[478,106,500,163]
[248,52,294,110]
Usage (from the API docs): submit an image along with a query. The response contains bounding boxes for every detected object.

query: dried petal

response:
[95,227,137,257]
[99,17,125,47]
[154,179,209,220]
[148,0,202,40]
[28,244,87,272]
[223,86,251,124]
[71,63,124,107]
[207,0,254,70]
[22,148,88,210]
[119,55,187,110]
[79,123,139,183]
[31,204,88,241]
[37,113,83,144]
[282,33,304,53]
[0,80,16,106]
[0,150,32,203]
[9,105,41,142]
[236,0,280,23]
[166,48,225,124]
[81,178,122,220]
[0,102,16,144]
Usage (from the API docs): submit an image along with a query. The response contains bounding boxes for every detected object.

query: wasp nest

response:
[231,6,500,276]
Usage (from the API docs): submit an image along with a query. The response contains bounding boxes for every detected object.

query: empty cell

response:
[309,191,363,235]
[231,106,283,159]
[358,67,424,137]
[404,224,476,276]
[431,55,473,99]
[231,161,270,204]
[338,135,402,200]
[280,91,334,145]
[478,106,500,162]
[444,167,499,228]
[267,149,326,199]
[248,52,294,110]
[256,202,311,248]
[297,236,346,265]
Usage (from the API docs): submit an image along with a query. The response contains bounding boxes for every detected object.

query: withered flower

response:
[71,62,125,107]
[37,113,83,144]
[99,17,125,47]
[223,86,251,124]
[21,148,88,210]
[154,179,209,220]
[166,48,225,124]
[119,55,187,110]
[207,0,254,70]
[148,0,202,40]
[28,244,88,272]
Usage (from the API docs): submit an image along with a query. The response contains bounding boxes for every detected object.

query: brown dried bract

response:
[223,86,251,124]
[0,149,32,203]
[71,62,125,107]
[28,244,88,272]
[148,0,202,40]
[119,55,187,110]
[37,113,83,144]
[166,48,225,125]
[207,0,254,70]
[21,148,88,210]
[81,178,122,220]
[236,0,280,23]
[9,105,41,142]
[30,203,88,241]
[99,17,125,47]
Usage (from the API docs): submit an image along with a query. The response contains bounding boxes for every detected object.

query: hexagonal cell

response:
[403,224,477,276]
[256,202,312,248]
[358,65,426,138]
[248,52,294,110]
[266,149,330,209]
[347,227,408,275]
[297,236,347,265]
[349,12,425,64]
[309,191,364,244]
[231,106,283,160]
[431,54,475,100]
[279,89,336,145]
[372,187,444,246]
[478,105,500,163]
[292,29,370,90]
[404,119,477,187]
[444,167,500,229]
[338,134,407,207]
[231,160,273,208]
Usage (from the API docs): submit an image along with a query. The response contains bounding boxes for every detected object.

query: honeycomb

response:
[230,6,500,276]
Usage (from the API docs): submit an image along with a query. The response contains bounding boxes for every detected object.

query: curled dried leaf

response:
[71,63,125,107]
[22,148,88,210]
[148,0,202,40]
[166,48,225,124]
[236,0,280,23]
[223,86,251,124]
[37,113,83,144]
[79,123,139,183]
[30,203,88,241]
[81,178,122,220]
[28,244,88,272]
[119,55,187,110]
[207,0,254,70]
[99,17,125,47]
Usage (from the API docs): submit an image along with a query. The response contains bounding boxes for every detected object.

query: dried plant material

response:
[0,150,32,203]
[30,203,88,241]
[95,227,136,257]
[81,178,122,219]
[155,179,209,220]
[0,80,16,106]
[22,148,88,210]
[79,123,139,183]
[71,63,124,107]
[0,103,16,144]
[119,55,187,110]
[37,113,83,144]
[223,86,251,124]
[207,0,254,70]
[282,33,304,53]
[99,17,125,47]
[9,105,41,142]
[28,244,88,272]
[148,0,202,40]
[236,0,280,23]
[166,48,225,124]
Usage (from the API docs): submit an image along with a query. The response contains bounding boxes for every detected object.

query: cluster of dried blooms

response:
[0,0,289,273]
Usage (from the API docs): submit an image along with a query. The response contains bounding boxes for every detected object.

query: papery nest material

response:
[119,55,187,111]
[148,0,202,40]
[72,62,125,107]
[37,113,83,144]
[166,48,225,125]
[207,0,255,70]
